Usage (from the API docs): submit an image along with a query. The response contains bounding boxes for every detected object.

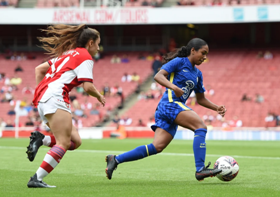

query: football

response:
[213,156,239,182]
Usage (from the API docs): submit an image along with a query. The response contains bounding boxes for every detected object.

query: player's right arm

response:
[35,62,50,85]
[154,69,184,98]
[83,82,106,106]
[154,57,184,97]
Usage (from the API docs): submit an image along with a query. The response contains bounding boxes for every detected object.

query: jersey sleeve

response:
[194,70,205,93]
[74,59,94,83]
[161,57,182,74]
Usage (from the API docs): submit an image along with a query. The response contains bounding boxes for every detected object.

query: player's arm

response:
[35,62,49,85]
[154,70,184,97]
[82,82,106,106]
[196,92,226,117]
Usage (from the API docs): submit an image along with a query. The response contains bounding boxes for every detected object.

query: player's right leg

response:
[27,108,72,188]
[105,128,173,180]
[175,110,222,181]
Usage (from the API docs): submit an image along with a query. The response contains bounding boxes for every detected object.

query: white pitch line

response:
[0,146,279,160]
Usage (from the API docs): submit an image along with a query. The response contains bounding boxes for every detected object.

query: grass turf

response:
[0,138,279,197]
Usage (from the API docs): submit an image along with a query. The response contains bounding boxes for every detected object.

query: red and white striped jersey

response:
[33,47,94,107]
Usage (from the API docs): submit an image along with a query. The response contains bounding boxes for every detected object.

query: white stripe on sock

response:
[36,167,48,181]
[44,154,58,168]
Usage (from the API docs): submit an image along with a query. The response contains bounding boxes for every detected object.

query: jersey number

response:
[45,56,70,79]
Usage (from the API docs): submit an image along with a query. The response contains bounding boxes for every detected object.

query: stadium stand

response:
[4,0,279,8]
[36,0,80,8]
[117,49,280,127]
[175,0,280,6]
[1,48,280,128]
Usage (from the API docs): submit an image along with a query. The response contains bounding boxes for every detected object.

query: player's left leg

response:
[105,128,173,180]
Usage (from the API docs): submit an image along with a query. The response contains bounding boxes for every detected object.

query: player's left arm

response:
[196,93,227,117]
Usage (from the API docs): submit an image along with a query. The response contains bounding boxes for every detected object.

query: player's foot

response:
[27,174,56,188]
[195,162,222,181]
[105,155,118,180]
[26,131,45,162]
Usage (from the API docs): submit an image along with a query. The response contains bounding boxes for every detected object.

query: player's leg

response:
[27,109,72,188]
[114,127,172,162]
[174,110,221,181]
[105,127,172,180]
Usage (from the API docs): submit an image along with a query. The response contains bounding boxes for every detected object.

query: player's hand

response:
[217,105,226,117]
[173,86,185,98]
[97,94,106,107]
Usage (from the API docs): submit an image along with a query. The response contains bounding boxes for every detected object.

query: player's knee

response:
[193,121,207,131]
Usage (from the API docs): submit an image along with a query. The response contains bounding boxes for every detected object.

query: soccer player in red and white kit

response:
[26,24,105,188]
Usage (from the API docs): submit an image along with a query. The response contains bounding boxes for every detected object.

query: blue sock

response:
[193,128,207,172]
[115,143,157,163]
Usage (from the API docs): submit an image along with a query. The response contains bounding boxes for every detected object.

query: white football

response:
[213,156,239,182]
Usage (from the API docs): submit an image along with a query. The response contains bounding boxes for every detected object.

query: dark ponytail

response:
[162,38,207,64]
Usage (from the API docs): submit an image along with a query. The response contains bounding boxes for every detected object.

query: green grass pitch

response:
[0,138,279,197]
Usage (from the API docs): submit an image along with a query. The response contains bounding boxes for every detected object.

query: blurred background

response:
[0,0,280,140]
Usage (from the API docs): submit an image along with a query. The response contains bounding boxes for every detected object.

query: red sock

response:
[36,145,66,180]
[48,136,76,151]
[48,136,56,147]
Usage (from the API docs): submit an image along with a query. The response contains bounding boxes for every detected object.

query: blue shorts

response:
[151,101,192,137]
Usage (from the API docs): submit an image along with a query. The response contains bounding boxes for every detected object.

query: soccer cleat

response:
[105,155,118,180]
[26,131,45,162]
[195,162,222,181]
[27,174,56,188]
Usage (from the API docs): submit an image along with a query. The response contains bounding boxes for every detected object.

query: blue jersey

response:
[159,57,205,104]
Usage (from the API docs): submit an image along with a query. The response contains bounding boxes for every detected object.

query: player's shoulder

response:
[169,57,185,68]
[173,57,185,63]
[75,47,92,60]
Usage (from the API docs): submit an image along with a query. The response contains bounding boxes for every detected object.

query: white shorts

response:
[38,96,71,124]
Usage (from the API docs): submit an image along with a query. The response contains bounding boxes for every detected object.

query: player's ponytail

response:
[162,38,207,64]
[38,24,100,58]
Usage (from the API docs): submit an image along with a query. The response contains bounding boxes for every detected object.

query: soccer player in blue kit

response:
[105,38,227,181]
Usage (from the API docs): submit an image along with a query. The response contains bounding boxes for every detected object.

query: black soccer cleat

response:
[195,162,222,181]
[26,131,45,162]
[105,155,118,180]
[27,174,56,188]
